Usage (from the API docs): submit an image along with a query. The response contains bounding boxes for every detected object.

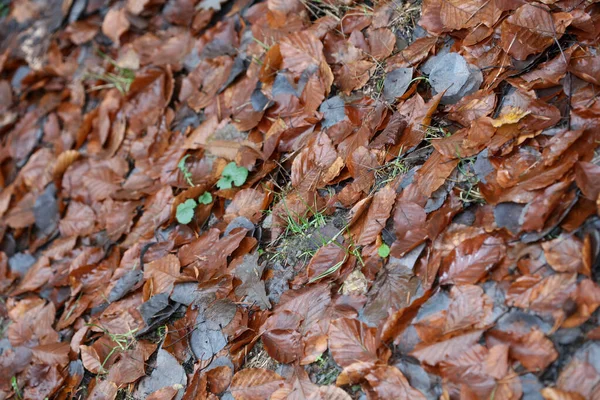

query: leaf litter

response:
[1,0,600,399]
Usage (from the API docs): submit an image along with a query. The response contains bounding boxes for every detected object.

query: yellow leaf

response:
[491,106,531,127]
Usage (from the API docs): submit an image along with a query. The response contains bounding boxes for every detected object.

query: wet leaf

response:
[506,273,577,315]
[411,330,483,366]
[445,90,496,126]
[365,365,426,399]
[541,235,584,274]
[329,318,382,368]
[230,368,285,400]
[439,234,505,285]
[500,4,572,60]
[575,162,600,201]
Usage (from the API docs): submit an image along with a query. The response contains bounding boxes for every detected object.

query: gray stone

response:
[135,350,186,400]
[8,253,36,277]
[383,67,413,102]
[319,96,346,128]
[428,53,482,104]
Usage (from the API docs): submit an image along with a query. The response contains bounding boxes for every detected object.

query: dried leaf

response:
[230,368,285,400]
[329,318,382,368]
[500,4,572,60]
[439,234,505,285]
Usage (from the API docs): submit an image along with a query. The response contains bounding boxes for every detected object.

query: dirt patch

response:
[305,351,364,399]
[243,339,280,372]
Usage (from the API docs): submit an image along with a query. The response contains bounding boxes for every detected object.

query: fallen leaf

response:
[329,318,382,368]
[230,368,285,400]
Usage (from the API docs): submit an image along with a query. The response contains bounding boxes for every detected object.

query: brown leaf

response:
[80,345,104,374]
[59,201,96,237]
[333,60,375,95]
[363,259,420,325]
[144,254,181,295]
[506,273,577,315]
[31,342,70,368]
[329,318,382,368]
[488,328,558,372]
[386,36,437,69]
[541,388,586,400]
[445,90,497,127]
[123,186,173,247]
[230,368,285,400]
[509,49,572,90]
[557,358,600,398]
[366,28,396,60]
[410,330,483,366]
[500,4,572,60]
[102,7,130,47]
[308,385,352,400]
[270,284,332,364]
[415,151,459,199]
[88,379,118,400]
[224,188,269,223]
[146,386,179,400]
[84,167,124,201]
[206,365,232,395]
[5,191,36,229]
[541,235,584,274]
[306,243,346,283]
[357,184,395,246]
[569,46,600,86]
[234,253,271,310]
[107,342,156,385]
[260,43,282,84]
[575,162,600,201]
[415,285,494,342]
[542,129,584,167]
[364,365,426,399]
[280,32,326,76]
[439,344,522,399]
[439,234,505,285]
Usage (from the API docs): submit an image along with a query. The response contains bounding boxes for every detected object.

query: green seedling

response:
[217,162,249,190]
[12,376,21,400]
[198,192,213,205]
[85,51,135,95]
[378,243,390,258]
[86,324,138,373]
[178,155,194,187]
[176,199,197,224]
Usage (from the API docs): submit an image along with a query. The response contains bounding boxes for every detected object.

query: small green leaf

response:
[198,192,213,205]
[177,154,190,171]
[217,162,249,190]
[12,376,21,400]
[378,243,390,258]
[217,176,232,189]
[176,199,197,224]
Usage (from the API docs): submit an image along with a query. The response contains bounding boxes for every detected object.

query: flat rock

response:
[135,349,186,400]
[428,53,482,104]
[383,67,413,102]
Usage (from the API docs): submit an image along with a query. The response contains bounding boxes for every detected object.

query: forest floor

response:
[1,0,600,399]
